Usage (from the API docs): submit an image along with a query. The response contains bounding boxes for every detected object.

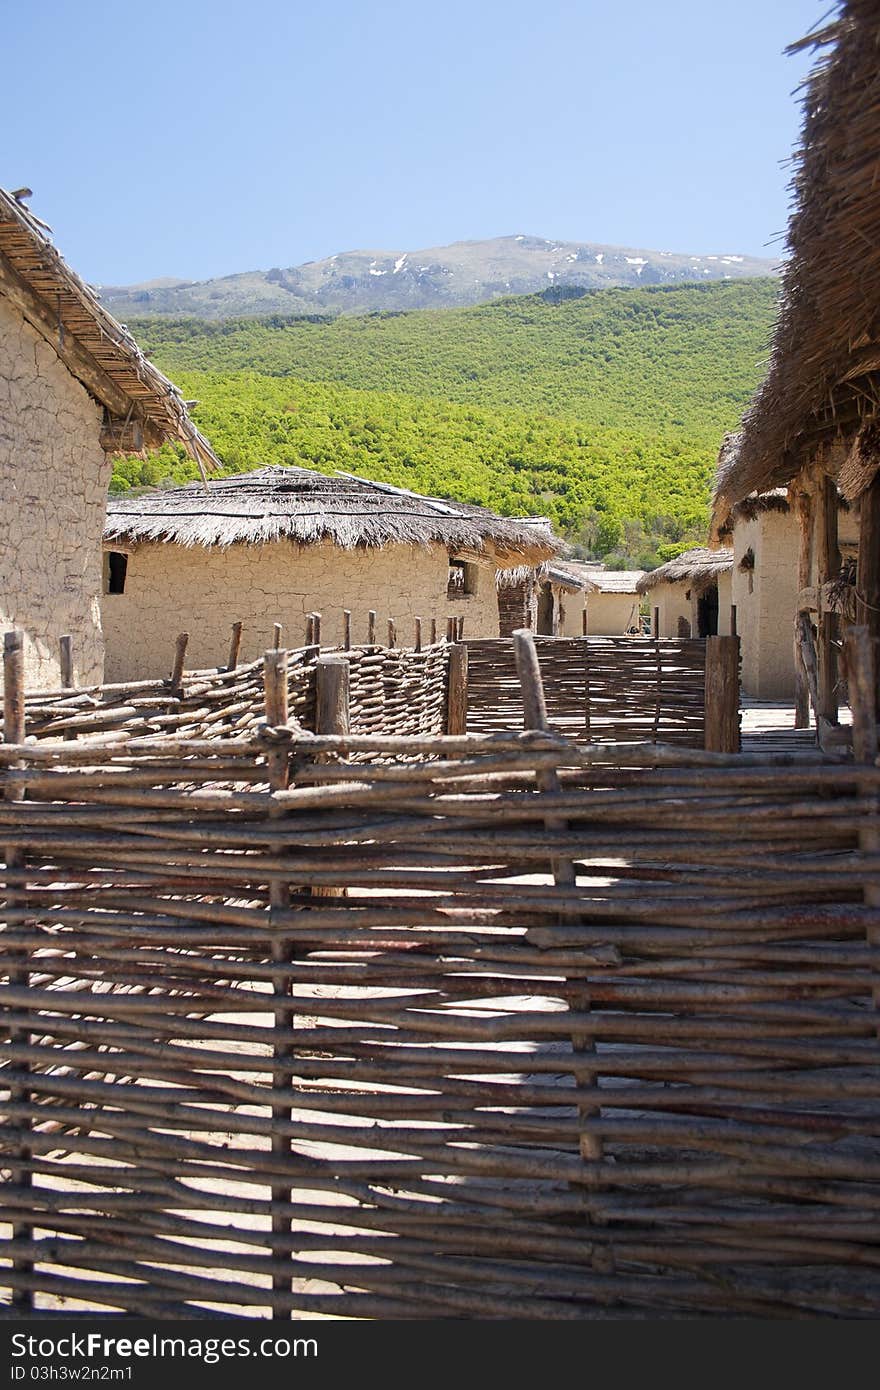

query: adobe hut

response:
[582,568,644,635]
[637,547,733,639]
[715,471,857,701]
[711,1,880,735]
[534,564,589,636]
[0,187,217,690]
[102,465,561,679]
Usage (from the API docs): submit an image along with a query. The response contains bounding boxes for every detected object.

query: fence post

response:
[227,621,243,671]
[414,617,422,652]
[314,656,350,901]
[368,610,376,646]
[342,610,351,651]
[704,635,740,752]
[263,649,292,1317]
[60,635,77,742]
[446,643,468,735]
[512,630,602,1171]
[170,632,188,695]
[845,627,880,1025]
[4,631,33,1310]
[387,618,396,650]
[430,618,437,646]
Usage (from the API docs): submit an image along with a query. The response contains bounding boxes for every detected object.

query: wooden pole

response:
[342,611,352,651]
[274,622,282,651]
[263,648,292,1316]
[582,606,588,638]
[446,617,455,643]
[430,618,437,646]
[368,611,376,646]
[446,644,468,735]
[170,632,188,693]
[456,616,465,641]
[227,622,243,671]
[310,613,321,649]
[511,630,601,1168]
[59,635,76,742]
[387,619,396,650]
[704,635,740,753]
[794,489,814,728]
[414,617,422,652]
[4,631,32,1311]
[815,475,840,726]
[857,474,880,719]
[316,655,350,740]
[305,615,314,646]
[844,627,880,1024]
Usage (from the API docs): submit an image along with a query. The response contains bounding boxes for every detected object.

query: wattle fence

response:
[465,636,710,745]
[1,723,878,1318]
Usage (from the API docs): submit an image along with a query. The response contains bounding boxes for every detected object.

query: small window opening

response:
[104,551,128,595]
[448,558,477,598]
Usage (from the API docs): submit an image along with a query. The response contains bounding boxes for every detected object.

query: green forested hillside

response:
[113,279,777,566]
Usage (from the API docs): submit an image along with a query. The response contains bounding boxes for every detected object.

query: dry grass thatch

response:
[636,546,733,593]
[713,2,880,521]
[0,187,218,472]
[105,465,563,566]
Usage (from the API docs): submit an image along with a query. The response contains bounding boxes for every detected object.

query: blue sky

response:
[5,0,822,284]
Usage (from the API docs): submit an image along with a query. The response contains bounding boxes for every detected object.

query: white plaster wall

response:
[556,589,584,637]
[585,591,641,635]
[102,538,503,681]
[648,582,693,638]
[0,296,110,692]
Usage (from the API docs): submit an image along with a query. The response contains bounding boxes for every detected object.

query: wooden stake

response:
[343,611,352,651]
[704,635,740,753]
[316,655,350,740]
[59,634,73,688]
[414,617,422,652]
[430,618,437,646]
[794,489,814,728]
[368,611,376,645]
[446,644,468,736]
[387,619,396,650]
[273,622,282,651]
[310,613,321,649]
[446,617,455,643]
[227,622,243,671]
[170,633,188,693]
[512,630,601,1168]
[815,475,840,726]
[582,606,588,638]
[263,647,292,1313]
[3,631,32,1311]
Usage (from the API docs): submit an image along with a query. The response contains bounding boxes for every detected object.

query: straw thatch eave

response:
[104,465,563,566]
[0,187,218,472]
[636,547,733,594]
[712,2,880,525]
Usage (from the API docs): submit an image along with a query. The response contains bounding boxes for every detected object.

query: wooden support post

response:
[227,622,243,671]
[582,606,588,637]
[704,635,740,753]
[59,634,76,742]
[414,617,422,652]
[305,615,314,647]
[857,475,880,720]
[170,632,188,693]
[446,616,455,643]
[430,618,437,646]
[4,631,32,1311]
[816,475,841,726]
[313,654,351,901]
[263,648,292,1316]
[387,618,396,649]
[446,643,468,735]
[456,616,465,641]
[274,622,283,651]
[59,634,73,688]
[653,606,660,639]
[368,610,376,645]
[844,627,880,1024]
[309,613,321,649]
[512,630,601,1172]
[794,490,814,728]
[342,610,352,651]
[730,605,737,638]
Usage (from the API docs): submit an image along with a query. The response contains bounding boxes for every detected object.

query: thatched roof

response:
[104,465,563,566]
[636,547,733,593]
[713,2,880,522]
[0,187,218,472]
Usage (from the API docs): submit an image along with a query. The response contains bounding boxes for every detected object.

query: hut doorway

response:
[697,582,719,637]
[536,583,554,635]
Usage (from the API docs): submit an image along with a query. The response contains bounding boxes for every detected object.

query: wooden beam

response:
[0,249,132,417]
[815,475,840,725]
[446,644,468,735]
